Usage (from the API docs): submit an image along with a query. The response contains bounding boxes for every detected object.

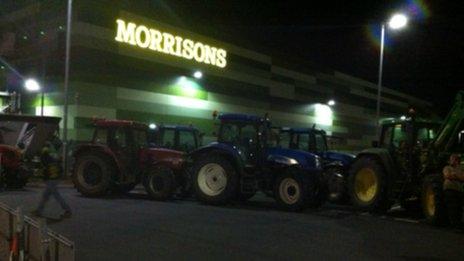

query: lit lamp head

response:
[24,78,41,92]
[388,13,408,30]
[149,123,157,130]
[193,71,203,79]
[327,99,336,106]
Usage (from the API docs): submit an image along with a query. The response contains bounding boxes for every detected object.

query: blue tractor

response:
[278,127,355,203]
[189,113,325,211]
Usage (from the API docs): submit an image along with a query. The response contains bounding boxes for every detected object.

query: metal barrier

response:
[0,202,75,260]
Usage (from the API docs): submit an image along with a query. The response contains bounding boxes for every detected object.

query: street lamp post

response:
[376,13,408,136]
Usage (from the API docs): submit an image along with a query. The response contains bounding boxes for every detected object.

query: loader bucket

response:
[0,114,61,159]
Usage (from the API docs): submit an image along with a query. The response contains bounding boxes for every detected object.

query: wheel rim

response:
[424,185,436,217]
[197,163,228,196]
[279,178,301,205]
[81,162,103,187]
[354,168,378,203]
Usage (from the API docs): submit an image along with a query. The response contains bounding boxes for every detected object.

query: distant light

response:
[58,26,64,30]
[314,104,333,126]
[327,100,336,106]
[24,79,41,92]
[388,14,408,30]
[22,35,28,40]
[40,31,45,36]
[149,123,157,130]
[400,115,406,120]
[0,66,4,70]
[193,71,203,79]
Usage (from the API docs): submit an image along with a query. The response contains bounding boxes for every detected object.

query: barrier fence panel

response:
[0,202,75,260]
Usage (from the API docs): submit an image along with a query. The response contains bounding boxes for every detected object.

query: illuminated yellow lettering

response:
[216,49,227,68]
[115,19,136,45]
[182,39,194,59]
[149,29,162,51]
[203,45,217,65]
[162,32,175,55]
[135,25,150,48]
[174,36,183,57]
[115,18,228,68]
[193,42,205,62]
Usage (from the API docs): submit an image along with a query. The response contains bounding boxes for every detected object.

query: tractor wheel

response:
[348,157,391,213]
[143,166,175,201]
[421,175,447,225]
[324,167,348,204]
[73,152,113,197]
[192,155,238,205]
[274,169,309,211]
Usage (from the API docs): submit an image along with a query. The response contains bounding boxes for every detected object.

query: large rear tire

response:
[73,152,113,197]
[348,156,392,213]
[192,156,237,205]
[421,175,447,225]
[274,169,309,212]
[143,166,175,201]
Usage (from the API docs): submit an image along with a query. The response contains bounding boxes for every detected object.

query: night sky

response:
[135,0,463,114]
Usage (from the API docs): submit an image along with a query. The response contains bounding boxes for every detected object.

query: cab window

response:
[113,128,127,148]
[161,129,176,149]
[178,130,197,152]
[134,130,148,148]
[279,132,291,149]
[94,128,108,144]
[392,124,407,148]
[314,133,327,152]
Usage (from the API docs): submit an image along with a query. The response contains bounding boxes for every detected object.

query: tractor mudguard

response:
[266,155,300,166]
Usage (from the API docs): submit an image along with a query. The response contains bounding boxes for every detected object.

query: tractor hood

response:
[267,147,322,170]
[320,151,356,166]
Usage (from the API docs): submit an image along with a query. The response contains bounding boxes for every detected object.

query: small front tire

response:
[274,170,308,212]
[143,166,175,201]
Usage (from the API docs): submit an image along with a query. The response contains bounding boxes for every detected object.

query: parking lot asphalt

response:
[0,185,463,261]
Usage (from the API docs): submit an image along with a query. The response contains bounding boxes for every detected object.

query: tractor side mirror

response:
[372,140,379,148]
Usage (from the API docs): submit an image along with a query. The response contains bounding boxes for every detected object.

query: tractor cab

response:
[378,117,440,175]
[216,113,270,168]
[149,125,201,153]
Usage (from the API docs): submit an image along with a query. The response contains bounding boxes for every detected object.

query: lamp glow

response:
[327,100,336,106]
[149,123,157,129]
[24,79,41,92]
[193,71,203,79]
[388,14,408,30]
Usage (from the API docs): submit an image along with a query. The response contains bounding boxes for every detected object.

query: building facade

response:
[0,1,432,151]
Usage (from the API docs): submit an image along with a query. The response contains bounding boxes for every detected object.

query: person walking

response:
[443,154,464,230]
[32,137,72,218]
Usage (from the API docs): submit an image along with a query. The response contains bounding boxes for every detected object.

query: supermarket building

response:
[0,2,432,151]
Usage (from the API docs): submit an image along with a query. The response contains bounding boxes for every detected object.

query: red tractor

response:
[72,119,189,199]
[0,114,61,189]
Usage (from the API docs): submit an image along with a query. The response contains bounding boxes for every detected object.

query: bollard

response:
[39,218,51,261]
[9,207,25,261]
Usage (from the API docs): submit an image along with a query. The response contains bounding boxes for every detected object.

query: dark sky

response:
[137,0,464,113]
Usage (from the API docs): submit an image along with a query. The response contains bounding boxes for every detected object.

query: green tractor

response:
[348,91,464,224]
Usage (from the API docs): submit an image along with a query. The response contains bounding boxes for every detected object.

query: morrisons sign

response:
[115,19,227,68]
